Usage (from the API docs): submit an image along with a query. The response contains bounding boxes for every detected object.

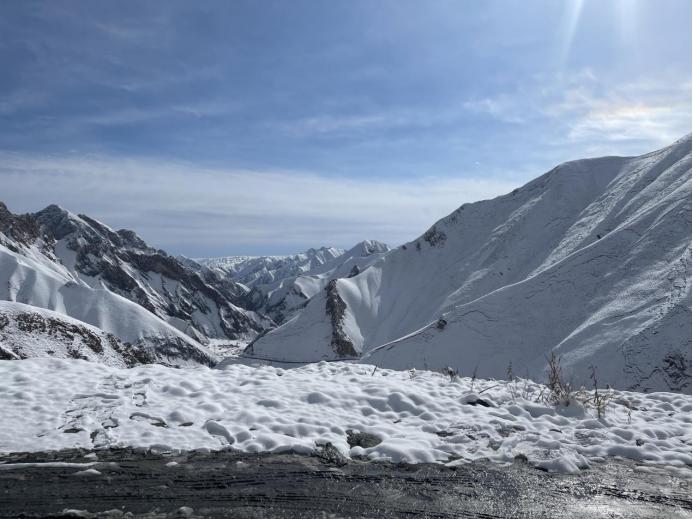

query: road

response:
[0,448,690,518]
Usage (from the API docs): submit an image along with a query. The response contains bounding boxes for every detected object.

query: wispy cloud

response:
[0,152,519,256]
[462,70,691,153]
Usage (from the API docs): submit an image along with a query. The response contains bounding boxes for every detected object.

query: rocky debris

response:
[315,442,348,467]
[0,344,21,360]
[423,226,447,247]
[347,265,360,278]
[345,430,382,449]
[324,280,357,358]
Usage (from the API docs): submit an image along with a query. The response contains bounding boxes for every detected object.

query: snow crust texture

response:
[1,359,690,475]
[250,135,692,393]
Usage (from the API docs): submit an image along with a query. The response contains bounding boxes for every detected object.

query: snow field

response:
[0,358,690,475]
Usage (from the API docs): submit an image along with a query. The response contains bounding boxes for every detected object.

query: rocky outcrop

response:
[423,226,447,247]
[0,202,55,256]
[325,280,357,358]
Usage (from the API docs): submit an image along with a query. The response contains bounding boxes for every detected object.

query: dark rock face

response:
[0,202,56,254]
[325,280,357,358]
[241,284,306,326]
[657,350,691,393]
[34,205,82,240]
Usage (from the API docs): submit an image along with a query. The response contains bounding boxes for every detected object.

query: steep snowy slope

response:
[242,240,391,324]
[248,135,692,392]
[0,301,155,367]
[195,246,345,288]
[32,205,266,342]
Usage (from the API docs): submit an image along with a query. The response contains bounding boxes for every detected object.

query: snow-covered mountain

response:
[247,135,692,392]
[0,202,265,366]
[32,205,266,343]
[193,246,345,288]
[241,240,391,324]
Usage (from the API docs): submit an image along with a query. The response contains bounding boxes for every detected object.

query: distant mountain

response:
[247,135,692,392]
[193,246,345,288]
[241,240,391,324]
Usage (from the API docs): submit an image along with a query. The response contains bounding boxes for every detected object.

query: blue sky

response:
[1,0,690,257]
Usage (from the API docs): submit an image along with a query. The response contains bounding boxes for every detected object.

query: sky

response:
[1,0,691,257]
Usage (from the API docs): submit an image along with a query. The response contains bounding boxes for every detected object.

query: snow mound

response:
[1,359,690,476]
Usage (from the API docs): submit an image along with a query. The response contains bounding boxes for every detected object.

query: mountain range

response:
[0,135,690,392]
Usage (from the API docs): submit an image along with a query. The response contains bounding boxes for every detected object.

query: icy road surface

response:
[0,448,690,518]
[0,359,690,476]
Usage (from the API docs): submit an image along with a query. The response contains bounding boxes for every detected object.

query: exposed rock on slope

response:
[248,135,692,392]
[0,301,155,367]
[324,279,358,358]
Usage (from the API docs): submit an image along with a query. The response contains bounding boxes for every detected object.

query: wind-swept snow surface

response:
[248,135,692,392]
[1,359,690,475]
